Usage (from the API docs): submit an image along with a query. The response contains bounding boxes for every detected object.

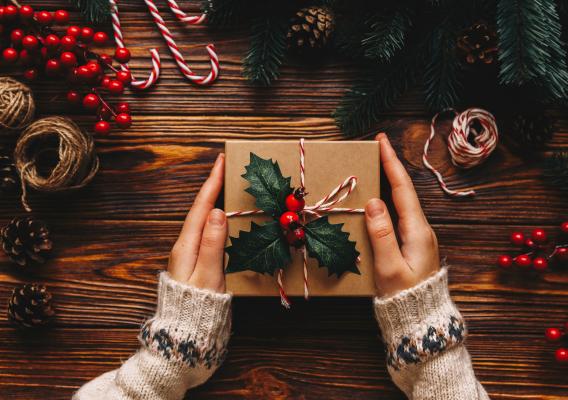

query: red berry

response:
[531,228,547,243]
[545,327,563,341]
[80,27,94,42]
[35,10,53,25]
[76,65,93,81]
[10,29,24,44]
[99,53,112,65]
[562,221,568,234]
[60,52,77,68]
[555,348,568,362]
[94,120,111,134]
[86,60,102,76]
[82,93,100,110]
[23,68,38,81]
[98,106,113,121]
[510,232,525,246]
[67,26,81,37]
[115,70,132,84]
[555,247,568,262]
[286,228,306,247]
[40,46,49,60]
[515,254,532,268]
[60,35,77,51]
[115,113,132,129]
[532,257,548,271]
[66,90,81,104]
[93,31,109,45]
[45,59,61,76]
[285,188,306,212]
[524,238,536,248]
[107,79,124,94]
[114,47,131,63]
[53,10,69,25]
[19,49,32,65]
[22,35,39,50]
[100,75,111,87]
[19,5,34,20]
[497,255,513,269]
[279,211,300,230]
[44,34,60,49]
[3,48,18,63]
[116,102,130,114]
[0,7,4,21]
[4,5,18,21]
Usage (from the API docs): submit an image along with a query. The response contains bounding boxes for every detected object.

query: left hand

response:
[168,153,227,293]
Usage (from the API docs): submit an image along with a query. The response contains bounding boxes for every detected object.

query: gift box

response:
[224,140,379,297]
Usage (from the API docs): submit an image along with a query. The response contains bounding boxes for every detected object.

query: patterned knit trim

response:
[386,315,466,371]
[140,321,228,369]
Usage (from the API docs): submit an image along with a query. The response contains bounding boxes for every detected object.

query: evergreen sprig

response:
[361,10,411,63]
[201,0,244,27]
[71,0,110,24]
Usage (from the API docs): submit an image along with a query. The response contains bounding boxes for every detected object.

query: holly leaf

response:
[304,216,360,277]
[243,153,292,217]
[226,221,291,275]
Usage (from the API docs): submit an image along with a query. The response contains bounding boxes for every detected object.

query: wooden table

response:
[1,2,567,399]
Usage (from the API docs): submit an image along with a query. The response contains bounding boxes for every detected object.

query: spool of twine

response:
[14,116,100,212]
[0,77,35,130]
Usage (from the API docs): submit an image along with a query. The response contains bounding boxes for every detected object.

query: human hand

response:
[168,153,227,293]
[365,133,440,297]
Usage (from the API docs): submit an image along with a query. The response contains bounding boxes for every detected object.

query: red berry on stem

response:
[53,10,69,25]
[107,79,124,94]
[19,5,34,20]
[3,48,18,63]
[19,50,32,65]
[515,254,532,268]
[10,29,24,44]
[556,348,568,362]
[60,52,77,68]
[45,59,61,76]
[93,31,109,45]
[99,53,112,65]
[115,70,132,84]
[77,65,92,81]
[114,47,131,63]
[497,255,513,269]
[545,327,563,341]
[98,106,113,121]
[83,93,100,110]
[532,257,548,271]
[44,34,60,49]
[94,120,111,134]
[286,228,306,247]
[35,11,53,25]
[66,90,81,104]
[556,247,568,262]
[0,7,5,21]
[531,228,547,243]
[80,27,94,42]
[23,68,38,81]
[115,113,132,129]
[510,232,525,246]
[524,238,536,248]
[116,102,130,114]
[4,5,18,21]
[67,26,81,37]
[86,61,102,76]
[279,211,300,230]
[100,75,111,87]
[562,221,568,233]
[22,35,39,50]
[285,188,306,212]
[60,35,76,51]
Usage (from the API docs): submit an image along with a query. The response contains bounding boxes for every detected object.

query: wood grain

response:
[0,1,567,399]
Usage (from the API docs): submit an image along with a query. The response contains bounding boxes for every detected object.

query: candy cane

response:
[166,0,208,24]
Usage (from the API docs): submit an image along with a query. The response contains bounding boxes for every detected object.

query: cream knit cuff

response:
[373,268,466,370]
[139,272,232,369]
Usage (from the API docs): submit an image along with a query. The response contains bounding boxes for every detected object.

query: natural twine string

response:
[14,116,99,212]
[0,77,35,130]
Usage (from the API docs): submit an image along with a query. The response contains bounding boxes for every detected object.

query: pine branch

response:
[71,0,110,25]
[539,0,568,99]
[243,15,288,86]
[201,0,247,27]
[361,9,412,62]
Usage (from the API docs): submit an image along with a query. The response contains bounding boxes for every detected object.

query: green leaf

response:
[362,10,412,63]
[242,153,292,217]
[226,221,291,275]
[304,216,360,277]
[71,0,110,24]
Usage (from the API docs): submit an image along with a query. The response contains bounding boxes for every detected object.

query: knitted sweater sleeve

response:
[74,272,232,400]
[373,268,490,400]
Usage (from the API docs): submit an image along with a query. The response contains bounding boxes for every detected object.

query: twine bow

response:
[226,139,364,308]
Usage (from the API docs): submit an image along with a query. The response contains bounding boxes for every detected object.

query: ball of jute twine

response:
[0,77,35,130]
[14,116,99,212]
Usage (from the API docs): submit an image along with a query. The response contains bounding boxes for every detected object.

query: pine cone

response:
[287,6,335,51]
[1,217,52,267]
[504,111,553,155]
[8,284,55,328]
[457,21,497,65]
[0,154,19,193]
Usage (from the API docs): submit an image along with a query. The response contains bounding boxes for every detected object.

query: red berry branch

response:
[0,1,132,134]
[496,222,568,271]
[545,323,568,363]
[280,188,308,248]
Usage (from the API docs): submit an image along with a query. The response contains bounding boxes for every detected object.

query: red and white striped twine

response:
[226,139,364,307]
[423,108,498,197]
[109,0,219,90]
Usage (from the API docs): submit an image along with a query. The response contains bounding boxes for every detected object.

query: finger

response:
[376,133,427,232]
[169,154,225,282]
[189,209,227,292]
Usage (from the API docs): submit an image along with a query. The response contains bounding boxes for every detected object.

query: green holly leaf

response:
[242,153,292,217]
[226,221,291,275]
[304,216,360,277]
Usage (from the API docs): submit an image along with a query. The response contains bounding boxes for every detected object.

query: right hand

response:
[365,133,440,297]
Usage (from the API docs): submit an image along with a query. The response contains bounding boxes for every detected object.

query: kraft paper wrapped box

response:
[224,140,379,296]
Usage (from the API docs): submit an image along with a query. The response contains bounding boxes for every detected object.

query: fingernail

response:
[366,198,385,218]
[209,208,226,226]
[214,153,224,167]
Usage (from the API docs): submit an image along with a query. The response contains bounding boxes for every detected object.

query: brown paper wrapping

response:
[224,140,380,296]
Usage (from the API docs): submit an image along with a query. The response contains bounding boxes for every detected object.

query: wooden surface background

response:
[1,1,567,399]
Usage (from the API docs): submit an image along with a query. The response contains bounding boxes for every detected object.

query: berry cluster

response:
[545,323,568,363]
[0,3,132,134]
[496,222,568,271]
[279,188,307,247]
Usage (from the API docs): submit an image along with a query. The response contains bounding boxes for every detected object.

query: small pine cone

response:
[0,154,19,193]
[8,284,55,328]
[456,21,497,65]
[1,217,52,267]
[287,6,335,51]
[505,111,553,153]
